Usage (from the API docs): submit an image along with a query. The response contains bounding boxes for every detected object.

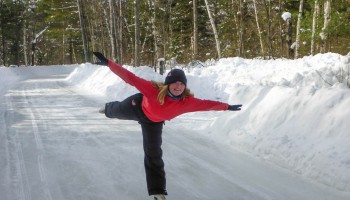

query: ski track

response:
[5,96,31,200]
[0,69,349,200]
[24,87,53,200]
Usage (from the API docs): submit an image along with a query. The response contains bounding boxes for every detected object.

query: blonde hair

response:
[151,81,193,105]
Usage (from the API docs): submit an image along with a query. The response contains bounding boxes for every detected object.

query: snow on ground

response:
[65,52,350,192]
[0,66,72,100]
[1,52,350,198]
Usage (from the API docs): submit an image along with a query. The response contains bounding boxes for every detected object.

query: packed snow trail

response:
[0,67,349,200]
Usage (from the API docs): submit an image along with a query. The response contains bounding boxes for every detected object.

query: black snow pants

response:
[104,93,167,195]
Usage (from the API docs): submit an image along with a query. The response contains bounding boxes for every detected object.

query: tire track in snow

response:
[13,131,32,200]
[5,96,32,200]
[23,85,53,200]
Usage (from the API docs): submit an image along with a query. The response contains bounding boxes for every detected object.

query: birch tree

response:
[134,0,140,67]
[282,12,293,58]
[22,0,30,66]
[320,0,331,53]
[192,0,198,60]
[31,27,48,66]
[77,0,90,62]
[118,0,126,64]
[111,0,120,62]
[262,0,273,58]
[204,0,221,59]
[148,0,159,70]
[295,0,304,59]
[102,0,117,60]
[238,0,244,56]
[311,0,319,55]
[253,0,264,57]
[278,0,284,57]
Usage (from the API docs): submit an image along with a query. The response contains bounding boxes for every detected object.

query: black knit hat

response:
[164,69,187,86]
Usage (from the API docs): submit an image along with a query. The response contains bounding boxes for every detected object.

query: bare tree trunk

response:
[23,21,28,66]
[164,1,172,61]
[149,0,159,71]
[192,0,198,60]
[320,0,331,53]
[311,0,319,55]
[113,0,120,62]
[231,1,239,56]
[134,0,140,67]
[262,0,273,58]
[62,32,66,64]
[118,0,125,64]
[68,38,73,64]
[31,27,48,66]
[89,4,98,59]
[284,16,293,58]
[253,0,264,57]
[278,0,284,57]
[77,0,90,62]
[295,0,304,59]
[22,2,29,66]
[102,0,116,60]
[109,0,117,59]
[14,24,20,66]
[1,31,4,65]
[238,0,244,57]
[204,0,221,59]
[103,2,115,57]
[31,29,35,66]
[122,9,133,63]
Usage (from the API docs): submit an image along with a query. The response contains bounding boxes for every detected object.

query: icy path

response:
[0,68,348,200]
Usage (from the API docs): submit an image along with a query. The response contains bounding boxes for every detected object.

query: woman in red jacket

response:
[93,52,242,200]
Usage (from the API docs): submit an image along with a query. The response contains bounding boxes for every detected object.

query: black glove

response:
[93,52,108,66]
[228,104,242,111]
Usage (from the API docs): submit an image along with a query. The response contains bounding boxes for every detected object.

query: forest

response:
[0,0,349,67]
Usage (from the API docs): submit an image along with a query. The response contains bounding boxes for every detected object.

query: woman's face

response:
[168,81,186,96]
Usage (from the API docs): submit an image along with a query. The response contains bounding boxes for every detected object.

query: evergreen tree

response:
[0,0,25,66]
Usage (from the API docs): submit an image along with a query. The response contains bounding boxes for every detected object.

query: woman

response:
[93,52,242,200]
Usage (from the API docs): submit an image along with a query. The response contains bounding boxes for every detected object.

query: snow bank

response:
[0,65,75,95]
[0,67,21,95]
[66,64,164,101]
[65,53,350,191]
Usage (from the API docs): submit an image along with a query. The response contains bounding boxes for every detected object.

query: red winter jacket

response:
[107,60,229,122]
